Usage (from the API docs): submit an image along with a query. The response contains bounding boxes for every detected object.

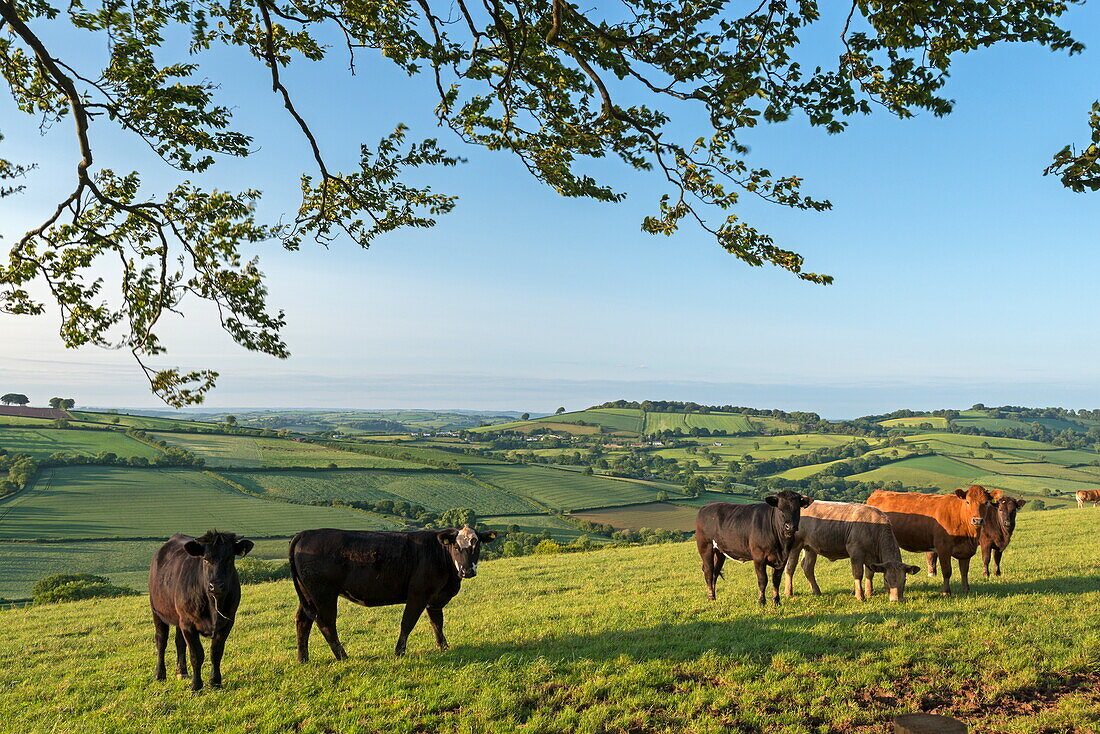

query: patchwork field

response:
[2,509,1096,733]
[571,501,703,531]
[880,416,949,428]
[71,412,213,431]
[221,470,541,515]
[149,433,424,469]
[0,467,401,541]
[969,475,1094,506]
[479,514,592,541]
[0,428,163,460]
[467,464,666,511]
[847,455,982,491]
[643,411,755,434]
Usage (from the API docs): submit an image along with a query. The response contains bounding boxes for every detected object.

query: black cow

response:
[695,490,813,606]
[289,525,497,660]
[149,530,254,690]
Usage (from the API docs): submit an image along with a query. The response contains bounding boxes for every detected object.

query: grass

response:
[537,409,645,434]
[0,427,163,460]
[0,415,63,427]
[643,411,755,435]
[467,464,665,511]
[0,467,402,541]
[880,416,949,429]
[847,455,982,491]
[1,508,1096,733]
[149,433,425,469]
[969,475,1097,503]
[0,537,294,600]
[570,501,702,531]
[479,514,590,541]
[70,411,214,431]
[222,470,541,515]
[337,440,504,465]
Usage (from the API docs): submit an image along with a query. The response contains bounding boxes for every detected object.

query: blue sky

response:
[2,5,1099,418]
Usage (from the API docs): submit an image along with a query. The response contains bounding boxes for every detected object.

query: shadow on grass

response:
[441,610,964,666]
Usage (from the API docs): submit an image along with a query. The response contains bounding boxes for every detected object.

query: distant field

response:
[571,502,701,532]
[0,467,401,541]
[880,416,949,428]
[71,412,213,430]
[904,433,1052,451]
[0,428,162,460]
[971,475,1097,504]
[961,459,1099,482]
[479,514,590,541]
[668,490,756,507]
[0,537,293,600]
[339,440,502,465]
[847,455,982,491]
[222,470,541,515]
[536,409,644,434]
[643,411,754,434]
[149,433,424,469]
[1003,448,1100,466]
[467,464,665,511]
[0,415,60,427]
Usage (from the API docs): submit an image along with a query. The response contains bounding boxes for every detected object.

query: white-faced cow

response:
[782,500,920,602]
[149,530,254,691]
[695,490,813,606]
[289,525,497,660]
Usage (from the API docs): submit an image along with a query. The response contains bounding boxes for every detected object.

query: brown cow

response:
[866,486,994,595]
[929,489,1027,577]
[1076,489,1100,508]
[782,500,920,602]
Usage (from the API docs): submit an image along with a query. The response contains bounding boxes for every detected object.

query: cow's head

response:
[868,561,921,602]
[438,525,498,579]
[953,485,993,527]
[764,490,814,538]
[990,489,1026,533]
[184,530,253,599]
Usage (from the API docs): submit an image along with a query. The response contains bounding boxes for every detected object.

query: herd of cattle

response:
[147,483,1074,691]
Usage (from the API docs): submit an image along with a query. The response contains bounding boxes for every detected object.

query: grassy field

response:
[479,514,592,540]
[1,508,1096,733]
[0,415,63,427]
[538,409,645,434]
[643,411,755,434]
[467,464,666,511]
[70,412,214,430]
[0,467,402,541]
[339,440,503,465]
[0,537,294,600]
[0,428,163,460]
[222,470,542,515]
[847,455,983,491]
[880,416,949,429]
[149,433,425,469]
[571,501,703,531]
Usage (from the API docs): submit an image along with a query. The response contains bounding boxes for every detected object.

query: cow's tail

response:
[288,531,317,621]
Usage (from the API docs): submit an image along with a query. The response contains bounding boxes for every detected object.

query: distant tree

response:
[225,415,238,426]
[61,399,75,410]
[1029,499,1047,511]
[556,407,566,415]
[520,413,531,422]
[48,397,63,409]
[440,507,476,528]
[656,490,669,502]
[582,466,594,476]
[1,393,29,406]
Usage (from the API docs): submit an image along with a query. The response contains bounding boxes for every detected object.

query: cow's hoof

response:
[154,672,166,681]
[190,682,203,692]
[176,672,187,680]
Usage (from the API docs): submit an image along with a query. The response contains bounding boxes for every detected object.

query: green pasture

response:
[1003,448,1100,466]
[71,412,214,431]
[0,428,163,460]
[149,433,424,469]
[221,470,540,515]
[2,508,1096,733]
[880,416,949,428]
[0,537,294,600]
[643,411,755,434]
[970,475,1097,504]
[904,433,1052,451]
[0,467,401,541]
[847,455,982,491]
[668,490,755,507]
[339,439,502,465]
[535,408,645,434]
[479,514,590,541]
[571,501,702,532]
[467,464,665,511]
[0,415,61,427]
[961,458,1098,483]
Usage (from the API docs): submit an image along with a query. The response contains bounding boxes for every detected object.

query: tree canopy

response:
[0,0,1090,404]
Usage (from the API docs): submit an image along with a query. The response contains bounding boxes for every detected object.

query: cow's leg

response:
[698,537,719,600]
[850,558,866,602]
[863,565,874,598]
[182,628,205,691]
[936,549,953,595]
[209,624,233,688]
[926,552,938,577]
[426,606,448,650]
[770,565,782,606]
[993,548,1004,576]
[153,615,169,681]
[174,626,188,679]
[295,604,314,663]
[957,555,972,594]
[981,544,993,577]
[312,596,347,661]
[753,560,769,606]
[783,546,800,597]
[801,549,822,596]
[395,602,426,656]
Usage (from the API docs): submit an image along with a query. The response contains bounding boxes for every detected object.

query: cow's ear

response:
[478,530,499,543]
[764,495,779,507]
[1016,499,1027,508]
[235,539,254,557]
[953,489,967,500]
[799,495,814,508]
[905,564,921,575]
[867,562,888,573]
[990,489,1004,501]
[183,540,205,557]
[437,529,459,546]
